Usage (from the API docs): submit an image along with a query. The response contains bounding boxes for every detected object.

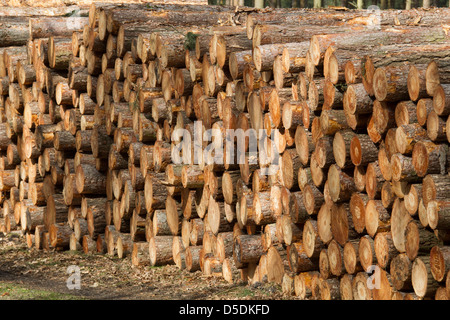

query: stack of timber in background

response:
[0,3,449,300]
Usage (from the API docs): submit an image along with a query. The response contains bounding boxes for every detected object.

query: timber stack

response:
[0,2,449,300]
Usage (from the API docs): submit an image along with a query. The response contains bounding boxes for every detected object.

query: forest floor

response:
[0,232,292,300]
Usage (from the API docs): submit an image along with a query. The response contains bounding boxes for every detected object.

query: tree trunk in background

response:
[423,0,431,7]
[406,0,412,9]
[255,0,265,8]
[380,0,386,9]
[314,0,322,8]
[357,0,363,9]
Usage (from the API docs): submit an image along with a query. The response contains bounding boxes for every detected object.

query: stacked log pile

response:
[0,3,450,300]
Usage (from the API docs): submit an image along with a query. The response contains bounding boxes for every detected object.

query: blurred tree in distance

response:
[209,0,449,9]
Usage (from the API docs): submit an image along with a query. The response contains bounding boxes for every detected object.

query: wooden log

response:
[91,125,113,159]
[116,233,133,259]
[266,245,285,284]
[426,59,450,97]
[418,199,429,228]
[395,123,428,155]
[344,83,373,116]
[215,231,233,264]
[427,111,447,142]
[75,164,106,195]
[412,141,446,178]
[343,240,362,275]
[331,202,356,246]
[412,256,440,298]
[405,220,441,262]
[327,164,357,203]
[407,64,428,102]
[53,130,76,152]
[427,200,450,230]
[417,98,434,127]
[280,215,302,246]
[422,174,450,207]
[149,235,174,266]
[280,148,301,190]
[350,134,378,167]
[152,209,171,236]
[391,198,413,254]
[319,248,330,280]
[73,218,88,242]
[34,225,46,250]
[328,239,345,277]
[433,84,450,116]
[293,126,313,168]
[165,195,182,236]
[185,245,202,272]
[302,219,327,259]
[351,272,373,300]
[395,100,418,127]
[365,161,384,200]
[430,246,450,283]
[339,273,354,301]
[435,286,449,300]
[289,191,308,225]
[319,277,340,301]
[49,223,72,249]
[234,234,264,265]
[129,210,146,242]
[333,129,356,170]
[48,37,72,70]
[293,271,316,299]
[45,194,67,230]
[131,241,149,266]
[320,109,349,136]
[0,170,16,192]
[364,199,390,238]
[391,153,419,183]
[20,204,45,232]
[86,204,106,239]
[349,192,369,234]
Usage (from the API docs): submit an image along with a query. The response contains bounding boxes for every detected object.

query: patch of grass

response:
[0,246,28,255]
[65,250,84,256]
[27,259,60,269]
[114,280,133,287]
[234,287,255,298]
[184,32,198,51]
[0,283,85,300]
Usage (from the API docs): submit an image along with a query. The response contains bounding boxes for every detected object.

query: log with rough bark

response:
[430,246,450,283]
[412,256,441,298]
[234,234,264,266]
[49,223,72,249]
[148,235,175,266]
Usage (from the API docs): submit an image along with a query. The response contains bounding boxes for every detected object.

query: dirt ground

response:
[0,232,292,300]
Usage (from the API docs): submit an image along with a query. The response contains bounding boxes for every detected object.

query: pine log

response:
[412,256,440,298]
